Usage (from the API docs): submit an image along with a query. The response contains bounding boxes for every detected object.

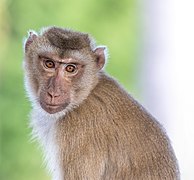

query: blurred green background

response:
[0,0,140,179]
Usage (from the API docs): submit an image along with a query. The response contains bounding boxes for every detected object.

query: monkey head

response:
[23,27,107,115]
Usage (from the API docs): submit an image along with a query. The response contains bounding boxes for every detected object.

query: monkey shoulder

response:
[92,73,157,123]
[90,73,172,147]
[89,74,179,173]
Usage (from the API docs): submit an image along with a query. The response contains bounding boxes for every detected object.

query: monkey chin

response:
[40,101,69,114]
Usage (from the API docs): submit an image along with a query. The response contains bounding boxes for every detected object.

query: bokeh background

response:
[1,0,194,180]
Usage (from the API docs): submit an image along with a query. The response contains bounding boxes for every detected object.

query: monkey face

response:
[25,51,98,114]
[37,55,86,114]
[23,27,107,115]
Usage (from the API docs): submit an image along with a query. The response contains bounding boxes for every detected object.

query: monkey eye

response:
[65,64,77,73]
[44,59,55,69]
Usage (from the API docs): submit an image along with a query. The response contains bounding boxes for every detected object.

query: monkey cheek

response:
[40,101,69,114]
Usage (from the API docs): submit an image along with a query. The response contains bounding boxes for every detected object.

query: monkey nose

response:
[47,91,60,99]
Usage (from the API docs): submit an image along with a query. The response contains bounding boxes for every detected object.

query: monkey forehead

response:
[37,47,94,63]
[42,27,93,51]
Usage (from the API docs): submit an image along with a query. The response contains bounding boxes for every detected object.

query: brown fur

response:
[56,73,179,180]
[24,27,180,180]
[44,27,91,50]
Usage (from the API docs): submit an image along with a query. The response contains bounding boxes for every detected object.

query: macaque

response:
[23,26,180,180]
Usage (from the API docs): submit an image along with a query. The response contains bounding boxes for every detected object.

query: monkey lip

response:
[40,102,69,114]
[45,103,62,108]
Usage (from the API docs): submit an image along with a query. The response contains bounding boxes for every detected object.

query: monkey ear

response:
[94,46,107,70]
[24,31,38,52]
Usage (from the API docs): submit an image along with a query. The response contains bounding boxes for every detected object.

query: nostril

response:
[47,92,53,98]
[54,93,60,98]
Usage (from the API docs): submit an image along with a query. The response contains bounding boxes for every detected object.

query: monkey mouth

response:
[40,102,69,114]
[46,104,61,109]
